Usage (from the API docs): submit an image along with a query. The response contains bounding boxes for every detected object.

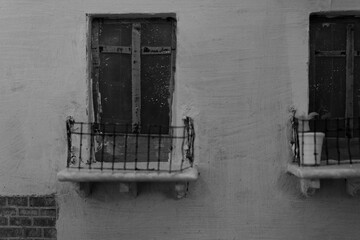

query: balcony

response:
[57,117,198,198]
[287,117,360,196]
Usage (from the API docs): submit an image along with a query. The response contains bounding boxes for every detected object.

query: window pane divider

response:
[99,45,131,54]
[315,50,346,57]
[131,23,141,131]
[346,23,354,134]
[141,46,172,55]
[91,19,102,123]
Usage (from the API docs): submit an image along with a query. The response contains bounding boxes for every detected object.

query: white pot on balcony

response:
[298,132,325,166]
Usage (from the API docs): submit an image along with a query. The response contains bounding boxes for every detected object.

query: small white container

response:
[298,132,325,166]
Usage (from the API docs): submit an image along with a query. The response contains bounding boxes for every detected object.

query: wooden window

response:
[309,15,360,123]
[90,16,176,134]
[309,14,360,159]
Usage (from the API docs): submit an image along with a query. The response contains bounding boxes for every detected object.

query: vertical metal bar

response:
[325,118,329,165]
[89,124,95,169]
[112,124,116,171]
[157,126,162,171]
[358,117,360,159]
[135,128,139,170]
[346,24,354,134]
[101,123,105,170]
[180,124,186,170]
[147,126,151,170]
[123,124,128,170]
[296,127,300,165]
[314,119,317,166]
[301,119,304,166]
[78,123,83,169]
[132,23,141,131]
[294,118,300,165]
[347,118,352,164]
[66,118,74,168]
[336,118,340,164]
[169,130,173,173]
[189,117,195,166]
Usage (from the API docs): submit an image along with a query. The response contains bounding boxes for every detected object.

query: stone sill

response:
[57,167,198,182]
[287,162,360,196]
[287,162,360,179]
[57,167,199,198]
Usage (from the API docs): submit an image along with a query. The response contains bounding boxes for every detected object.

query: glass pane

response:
[99,54,132,125]
[141,22,173,46]
[141,55,171,133]
[99,23,132,46]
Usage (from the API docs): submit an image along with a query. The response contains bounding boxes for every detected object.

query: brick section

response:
[0,208,16,216]
[19,208,39,216]
[0,198,6,207]
[24,228,42,238]
[0,228,23,237]
[33,218,56,227]
[29,196,55,207]
[43,228,57,238]
[0,195,57,239]
[0,218,7,226]
[9,217,31,226]
[7,197,28,207]
[40,209,56,217]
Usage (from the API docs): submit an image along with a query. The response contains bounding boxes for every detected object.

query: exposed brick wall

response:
[0,195,57,240]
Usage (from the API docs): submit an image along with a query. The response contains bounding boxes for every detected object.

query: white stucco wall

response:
[1,0,360,239]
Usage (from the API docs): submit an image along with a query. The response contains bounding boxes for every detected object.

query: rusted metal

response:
[66,117,75,168]
[99,45,131,54]
[65,118,195,172]
[141,46,171,55]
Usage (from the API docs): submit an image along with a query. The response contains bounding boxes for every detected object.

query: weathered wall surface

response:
[0,0,360,239]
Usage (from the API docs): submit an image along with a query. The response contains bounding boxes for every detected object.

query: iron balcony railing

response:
[292,117,360,166]
[66,117,195,172]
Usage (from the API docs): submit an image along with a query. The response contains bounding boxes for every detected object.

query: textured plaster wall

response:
[1,0,360,239]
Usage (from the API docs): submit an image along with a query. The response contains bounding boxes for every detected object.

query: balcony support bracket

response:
[119,182,138,197]
[300,178,320,196]
[346,178,360,196]
[173,182,188,199]
[78,182,93,197]
[288,163,360,196]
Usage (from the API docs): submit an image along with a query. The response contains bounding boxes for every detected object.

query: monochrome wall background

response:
[0,1,359,240]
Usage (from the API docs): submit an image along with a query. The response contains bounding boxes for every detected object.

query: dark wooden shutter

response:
[97,20,133,129]
[92,18,175,134]
[140,20,175,134]
[309,16,360,159]
[309,17,347,119]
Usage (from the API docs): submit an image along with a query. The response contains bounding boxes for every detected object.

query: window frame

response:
[86,14,177,134]
[309,13,360,120]
[307,12,360,160]
[308,13,360,137]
